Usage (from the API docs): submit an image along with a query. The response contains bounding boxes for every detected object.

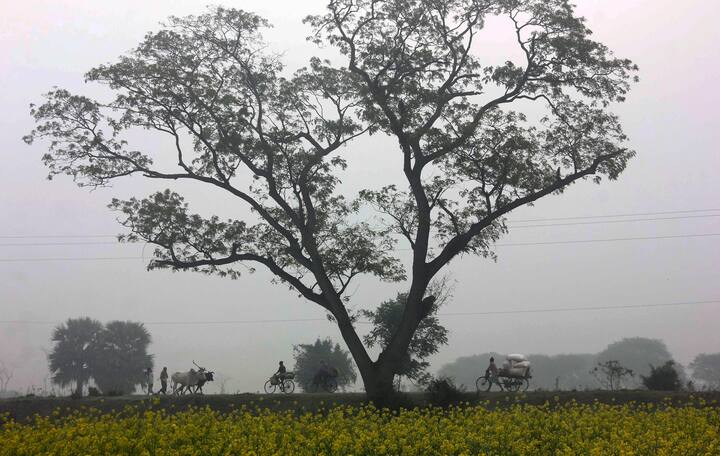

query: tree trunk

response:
[75,379,83,397]
[331,308,400,404]
[360,363,397,405]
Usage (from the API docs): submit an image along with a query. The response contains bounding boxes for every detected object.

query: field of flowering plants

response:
[1,396,718,455]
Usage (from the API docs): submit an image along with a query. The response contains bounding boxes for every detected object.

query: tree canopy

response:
[92,321,153,395]
[48,317,103,396]
[293,338,357,391]
[641,360,682,391]
[690,353,720,390]
[26,0,637,399]
[596,337,676,387]
[47,318,153,396]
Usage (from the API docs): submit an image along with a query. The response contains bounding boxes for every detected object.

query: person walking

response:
[144,367,154,395]
[159,367,168,395]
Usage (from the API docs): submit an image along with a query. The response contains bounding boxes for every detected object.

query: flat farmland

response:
[2,392,718,455]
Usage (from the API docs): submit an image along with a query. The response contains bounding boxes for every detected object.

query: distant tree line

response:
[438,337,720,391]
[48,317,152,396]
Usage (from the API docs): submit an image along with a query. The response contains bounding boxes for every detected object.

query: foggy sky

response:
[1,0,719,394]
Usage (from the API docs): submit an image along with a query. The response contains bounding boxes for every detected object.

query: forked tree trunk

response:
[333,314,401,403]
[362,365,396,404]
[331,294,433,404]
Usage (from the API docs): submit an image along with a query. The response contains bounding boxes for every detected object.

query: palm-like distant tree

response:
[92,321,153,394]
[48,317,103,396]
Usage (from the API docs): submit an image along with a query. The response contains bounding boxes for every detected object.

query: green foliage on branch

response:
[362,287,450,385]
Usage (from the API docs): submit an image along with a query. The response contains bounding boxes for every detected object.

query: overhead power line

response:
[1,233,718,261]
[438,299,720,316]
[0,241,125,247]
[510,208,720,223]
[510,214,719,228]
[1,208,718,240]
[494,233,720,247]
[0,256,145,263]
[1,299,718,326]
[1,215,718,247]
[0,234,118,239]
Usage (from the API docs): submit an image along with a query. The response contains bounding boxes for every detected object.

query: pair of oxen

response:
[171,361,214,394]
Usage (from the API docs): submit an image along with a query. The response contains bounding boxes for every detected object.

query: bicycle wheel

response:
[264,379,276,394]
[506,379,521,392]
[476,375,491,393]
[324,377,338,393]
[282,379,295,394]
[522,378,530,391]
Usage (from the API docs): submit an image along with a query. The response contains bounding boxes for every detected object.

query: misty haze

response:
[1,0,719,453]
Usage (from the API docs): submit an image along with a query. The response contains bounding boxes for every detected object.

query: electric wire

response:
[510,214,719,229]
[1,299,718,326]
[1,233,718,261]
[510,208,720,223]
[1,208,718,240]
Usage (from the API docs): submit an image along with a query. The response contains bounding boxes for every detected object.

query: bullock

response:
[171,361,209,395]
[189,370,214,394]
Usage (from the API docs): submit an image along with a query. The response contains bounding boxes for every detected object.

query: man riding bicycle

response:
[265,361,295,393]
[486,357,503,391]
[312,360,338,391]
[272,361,287,384]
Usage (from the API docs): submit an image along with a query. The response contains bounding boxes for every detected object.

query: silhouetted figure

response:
[159,367,168,394]
[144,367,153,395]
[276,361,287,378]
[486,357,497,376]
[486,357,501,390]
[313,360,331,386]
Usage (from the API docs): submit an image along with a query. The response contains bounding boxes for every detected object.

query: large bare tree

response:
[25,0,637,400]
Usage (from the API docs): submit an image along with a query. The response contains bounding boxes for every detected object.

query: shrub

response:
[426,377,465,407]
[641,361,682,391]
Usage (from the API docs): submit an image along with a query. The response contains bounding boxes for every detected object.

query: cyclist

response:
[486,357,503,391]
[313,360,331,387]
[275,361,287,383]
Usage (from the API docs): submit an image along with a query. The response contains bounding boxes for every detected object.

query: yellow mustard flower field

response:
[1,400,718,455]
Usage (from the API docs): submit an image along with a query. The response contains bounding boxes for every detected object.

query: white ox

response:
[172,366,207,395]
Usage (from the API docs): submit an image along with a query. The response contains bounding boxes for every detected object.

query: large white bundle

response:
[506,353,527,362]
[514,360,531,368]
[505,367,528,377]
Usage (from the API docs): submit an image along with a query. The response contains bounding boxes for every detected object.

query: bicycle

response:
[311,374,338,393]
[264,372,295,394]
[476,371,530,394]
